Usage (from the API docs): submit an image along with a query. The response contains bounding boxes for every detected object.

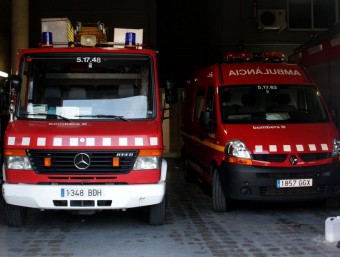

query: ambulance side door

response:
[200,86,217,171]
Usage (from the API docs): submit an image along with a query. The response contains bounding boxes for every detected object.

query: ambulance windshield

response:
[219,85,329,124]
[17,53,156,120]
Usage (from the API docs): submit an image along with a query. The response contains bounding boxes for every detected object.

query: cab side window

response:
[206,86,215,120]
[194,88,205,119]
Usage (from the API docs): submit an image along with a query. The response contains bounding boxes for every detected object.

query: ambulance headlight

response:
[133,156,160,170]
[225,140,251,159]
[332,138,340,157]
[6,156,32,170]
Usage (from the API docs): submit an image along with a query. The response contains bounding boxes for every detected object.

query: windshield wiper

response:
[75,114,129,121]
[22,113,71,121]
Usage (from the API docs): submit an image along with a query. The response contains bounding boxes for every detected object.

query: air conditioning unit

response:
[258,9,287,30]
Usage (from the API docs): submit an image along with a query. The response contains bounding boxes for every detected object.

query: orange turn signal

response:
[44,157,52,167]
[138,149,162,156]
[4,149,27,156]
[112,157,120,167]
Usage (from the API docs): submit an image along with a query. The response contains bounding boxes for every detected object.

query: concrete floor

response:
[1,158,340,257]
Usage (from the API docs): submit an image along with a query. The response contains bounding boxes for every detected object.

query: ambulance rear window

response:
[219,84,329,124]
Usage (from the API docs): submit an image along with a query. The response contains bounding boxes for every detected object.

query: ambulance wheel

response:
[4,203,27,227]
[212,167,230,212]
[183,159,196,182]
[148,194,166,225]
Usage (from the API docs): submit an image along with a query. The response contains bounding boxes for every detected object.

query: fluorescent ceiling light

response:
[0,71,8,78]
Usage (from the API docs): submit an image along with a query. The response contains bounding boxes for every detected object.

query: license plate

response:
[61,188,104,198]
[277,179,313,188]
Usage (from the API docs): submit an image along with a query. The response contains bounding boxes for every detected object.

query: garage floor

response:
[1,158,340,257]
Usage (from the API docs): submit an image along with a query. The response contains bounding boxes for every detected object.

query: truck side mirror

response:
[165,80,177,104]
[8,75,22,91]
[200,110,216,132]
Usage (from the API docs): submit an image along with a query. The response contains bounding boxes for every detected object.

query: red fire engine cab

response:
[2,21,175,226]
[181,52,340,211]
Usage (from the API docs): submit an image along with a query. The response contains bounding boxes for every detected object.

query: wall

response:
[0,0,10,74]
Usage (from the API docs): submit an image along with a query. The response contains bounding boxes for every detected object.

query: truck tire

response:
[4,203,27,227]
[212,167,229,212]
[148,194,166,225]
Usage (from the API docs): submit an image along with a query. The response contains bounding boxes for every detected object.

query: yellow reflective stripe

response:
[181,132,225,152]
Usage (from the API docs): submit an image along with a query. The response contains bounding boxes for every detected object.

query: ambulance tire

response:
[148,193,166,225]
[4,203,27,227]
[212,167,230,212]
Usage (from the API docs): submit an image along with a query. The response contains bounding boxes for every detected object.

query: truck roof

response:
[18,47,157,56]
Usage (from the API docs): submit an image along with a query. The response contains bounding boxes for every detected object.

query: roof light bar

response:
[224,51,285,63]
[224,52,252,62]
[263,52,285,62]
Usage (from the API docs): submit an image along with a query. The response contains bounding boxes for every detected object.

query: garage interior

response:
[1,1,340,256]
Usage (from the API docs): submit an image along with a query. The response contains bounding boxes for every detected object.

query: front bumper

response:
[3,182,166,209]
[219,161,340,201]
[2,159,167,210]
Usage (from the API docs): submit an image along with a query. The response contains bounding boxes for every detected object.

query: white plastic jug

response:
[325,216,340,243]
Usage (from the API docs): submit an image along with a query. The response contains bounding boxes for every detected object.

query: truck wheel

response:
[212,167,229,212]
[148,194,166,225]
[4,203,27,227]
[183,159,196,182]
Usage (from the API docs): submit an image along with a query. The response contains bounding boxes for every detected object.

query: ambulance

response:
[181,52,340,211]
[1,21,175,226]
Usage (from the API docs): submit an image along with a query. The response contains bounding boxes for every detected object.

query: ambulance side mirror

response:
[200,110,216,132]
[165,80,177,104]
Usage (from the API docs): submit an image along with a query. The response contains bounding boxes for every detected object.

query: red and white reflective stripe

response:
[7,136,159,147]
[254,143,329,153]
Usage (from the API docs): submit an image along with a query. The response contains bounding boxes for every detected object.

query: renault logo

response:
[289,154,298,165]
[74,153,91,170]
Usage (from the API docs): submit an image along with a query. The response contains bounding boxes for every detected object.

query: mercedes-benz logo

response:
[74,153,91,170]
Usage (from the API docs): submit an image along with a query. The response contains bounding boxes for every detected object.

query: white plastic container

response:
[325,216,340,242]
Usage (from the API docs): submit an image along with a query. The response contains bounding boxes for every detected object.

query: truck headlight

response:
[6,156,32,170]
[133,156,160,170]
[224,140,252,165]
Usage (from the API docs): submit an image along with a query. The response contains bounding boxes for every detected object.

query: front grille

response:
[298,153,332,162]
[252,153,331,163]
[259,185,326,197]
[256,172,322,179]
[27,150,138,175]
[252,154,287,162]
[53,200,112,207]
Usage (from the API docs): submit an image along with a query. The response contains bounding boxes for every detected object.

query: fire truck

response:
[2,21,176,226]
[181,52,340,211]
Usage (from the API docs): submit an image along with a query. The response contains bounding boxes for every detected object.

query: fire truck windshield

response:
[219,85,330,124]
[16,54,156,120]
